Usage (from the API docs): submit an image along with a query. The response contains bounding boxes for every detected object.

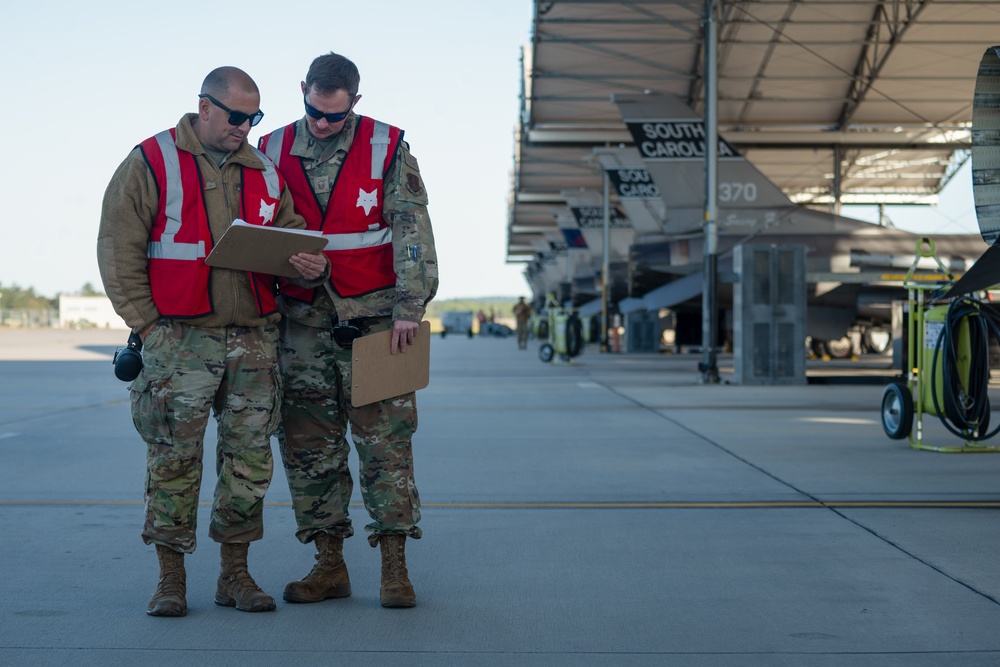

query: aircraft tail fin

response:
[613,93,798,235]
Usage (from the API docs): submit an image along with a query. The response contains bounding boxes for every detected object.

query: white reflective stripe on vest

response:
[321,226,392,250]
[251,146,281,199]
[148,130,206,260]
[148,240,206,260]
[370,121,390,179]
[263,126,284,166]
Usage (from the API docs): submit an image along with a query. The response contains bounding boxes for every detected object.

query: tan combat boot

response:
[378,534,416,608]
[214,542,276,612]
[283,532,352,603]
[147,544,186,617]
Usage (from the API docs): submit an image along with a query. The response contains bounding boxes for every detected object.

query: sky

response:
[0,1,986,302]
[0,0,534,300]
[842,161,980,237]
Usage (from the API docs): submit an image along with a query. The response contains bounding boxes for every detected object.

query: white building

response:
[58,295,128,329]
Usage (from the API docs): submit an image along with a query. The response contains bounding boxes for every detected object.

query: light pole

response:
[601,171,611,353]
[699,0,721,384]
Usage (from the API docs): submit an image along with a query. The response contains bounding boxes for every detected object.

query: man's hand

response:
[290,252,328,281]
[391,320,419,354]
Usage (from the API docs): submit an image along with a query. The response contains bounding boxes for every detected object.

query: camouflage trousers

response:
[516,322,530,349]
[129,321,281,553]
[277,316,421,546]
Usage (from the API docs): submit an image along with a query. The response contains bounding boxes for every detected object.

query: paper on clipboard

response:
[351,321,431,407]
[204,219,328,277]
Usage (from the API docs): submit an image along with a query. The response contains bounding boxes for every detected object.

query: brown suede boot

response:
[214,542,276,612]
[283,532,352,603]
[147,544,186,617]
[378,535,416,608]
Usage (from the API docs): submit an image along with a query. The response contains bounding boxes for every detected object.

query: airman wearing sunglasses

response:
[98,66,329,618]
[258,52,438,609]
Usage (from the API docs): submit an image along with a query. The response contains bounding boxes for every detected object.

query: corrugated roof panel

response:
[509,0,1000,261]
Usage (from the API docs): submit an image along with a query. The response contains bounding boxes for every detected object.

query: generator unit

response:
[880,241,998,451]
[537,294,584,364]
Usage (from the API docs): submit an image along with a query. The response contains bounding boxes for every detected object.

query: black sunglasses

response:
[198,93,264,127]
[303,96,354,123]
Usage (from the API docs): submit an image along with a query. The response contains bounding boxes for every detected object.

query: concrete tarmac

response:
[3,329,1000,666]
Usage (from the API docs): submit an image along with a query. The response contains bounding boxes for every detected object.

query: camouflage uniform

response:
[98,113,316,553]
[132,321,281,552]
[279,315,419,545]
[514,300,532,349]
[269,114,437,546]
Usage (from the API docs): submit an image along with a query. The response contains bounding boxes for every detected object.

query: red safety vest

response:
[258,116,402,302]
[139,129,283,317]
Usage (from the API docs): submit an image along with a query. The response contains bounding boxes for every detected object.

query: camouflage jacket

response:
[263,114,438,327]
[98,113,314,332]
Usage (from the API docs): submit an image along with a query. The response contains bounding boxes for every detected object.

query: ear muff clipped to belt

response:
[331,321,363,348]
[113,331,144,381]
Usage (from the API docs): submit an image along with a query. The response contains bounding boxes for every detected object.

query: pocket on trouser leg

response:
[407,476,422,537]
[211,442,272,543]
[407,476,421,512]
[130,373,173,443]
[264,363,283,437]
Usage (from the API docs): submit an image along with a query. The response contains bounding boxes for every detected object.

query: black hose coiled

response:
[565,313,583,358]
[930,296,1000,441]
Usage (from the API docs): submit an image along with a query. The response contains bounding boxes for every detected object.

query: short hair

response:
[305,52,360,97]
[201,66,259,98]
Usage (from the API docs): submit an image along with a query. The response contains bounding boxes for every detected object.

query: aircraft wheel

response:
[539,343,554,363]
[806,337,824,358]
[862,327,892,355]
[881,382,913,440]
[825,336,854,359]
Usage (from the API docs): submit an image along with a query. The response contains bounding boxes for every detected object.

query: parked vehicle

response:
[440,310,474,338]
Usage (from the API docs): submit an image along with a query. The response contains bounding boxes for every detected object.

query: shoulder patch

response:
[406,172,424,197]
[404,152,420,170]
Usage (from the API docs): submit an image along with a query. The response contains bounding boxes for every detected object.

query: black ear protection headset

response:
[112,331,144,381]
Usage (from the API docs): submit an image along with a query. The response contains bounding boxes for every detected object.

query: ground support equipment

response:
[880,239,1000,452]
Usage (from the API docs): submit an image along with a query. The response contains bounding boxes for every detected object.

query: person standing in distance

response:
[259,52,438,608]
[513,296,533,349]
[98,66,329,617]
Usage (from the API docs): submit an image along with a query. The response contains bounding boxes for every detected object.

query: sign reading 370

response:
[625,120,741,161]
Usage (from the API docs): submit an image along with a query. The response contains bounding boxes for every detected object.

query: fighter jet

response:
[543,92,986,356]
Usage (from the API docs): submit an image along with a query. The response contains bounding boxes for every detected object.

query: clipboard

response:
[351,321,431,407]
[205,219,328,277]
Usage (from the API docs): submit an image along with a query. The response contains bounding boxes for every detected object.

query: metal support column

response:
[700,0,720,383]
[832,145,843,215]
[601,171,611,352]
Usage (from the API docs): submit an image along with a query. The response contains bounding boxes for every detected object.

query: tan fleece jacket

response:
[98,113,313,332]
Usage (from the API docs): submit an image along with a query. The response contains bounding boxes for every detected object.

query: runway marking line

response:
[4,500,1000,509]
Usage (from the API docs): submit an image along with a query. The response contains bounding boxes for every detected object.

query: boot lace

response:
[382,540,408,582]
[223,568,266,599]
[155,572,186,599]
[303,534,343,580]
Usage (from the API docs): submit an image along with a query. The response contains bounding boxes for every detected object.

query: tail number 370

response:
[718,182,757,202]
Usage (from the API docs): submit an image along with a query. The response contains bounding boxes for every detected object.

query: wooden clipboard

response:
[205,219,328,277]
[351,321,431,407]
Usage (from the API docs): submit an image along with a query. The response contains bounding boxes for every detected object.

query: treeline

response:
[0,282,104,309]
[425,297,520,319]
[0,283,512,318]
